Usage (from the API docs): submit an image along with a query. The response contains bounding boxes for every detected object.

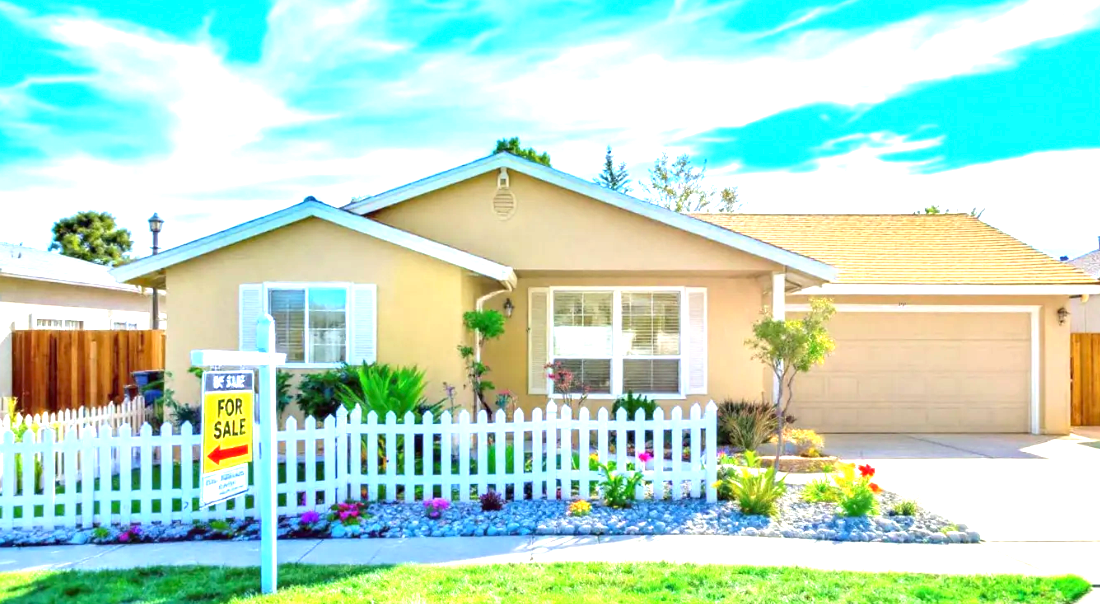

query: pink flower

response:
[499,390,513,397]
[638,452,654,463]
[339,511,351,521]
[119,532,131,543]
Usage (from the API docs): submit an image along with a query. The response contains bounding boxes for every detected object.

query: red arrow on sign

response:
[207,444,249,466]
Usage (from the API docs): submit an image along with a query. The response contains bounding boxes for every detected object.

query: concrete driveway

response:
[823,428,1100,542]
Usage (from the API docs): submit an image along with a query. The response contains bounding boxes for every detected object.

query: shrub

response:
[338,363,442,419]
[612,391,657,420]
[713,451,787,516]
[596,458,646,509]
[329,500,368,526]
[480,490,505,512]
[786,429,825,458]
[92,526,111,541]
[718,400,779,452]
[568,500,592,517]
[832,463,882,517]
[891,500,919,516]
[801,478,840,503]
[423,497,450,519]
[207,519,236,538]
[297,363,362,419]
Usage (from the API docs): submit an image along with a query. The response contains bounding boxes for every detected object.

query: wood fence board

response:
[1071,333,1100,426]
[9,330,166,414]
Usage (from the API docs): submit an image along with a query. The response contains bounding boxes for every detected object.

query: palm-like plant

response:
[337,364,441,420]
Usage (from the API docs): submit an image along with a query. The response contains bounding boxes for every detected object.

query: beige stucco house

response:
[112,154,1100,435]
[1,243,163,400]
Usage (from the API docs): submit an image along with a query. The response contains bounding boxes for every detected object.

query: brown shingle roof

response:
[690,214,1098,285]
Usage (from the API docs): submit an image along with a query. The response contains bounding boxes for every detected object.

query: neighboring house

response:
[0,243,164,400]
[1066,239,1100,332]
[112,154,1100,435]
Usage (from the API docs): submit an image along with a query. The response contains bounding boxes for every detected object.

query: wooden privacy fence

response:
[0,401,718,530]
[1071,333,1100,426]
[10,330,165,415]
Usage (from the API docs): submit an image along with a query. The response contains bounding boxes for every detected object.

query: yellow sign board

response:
[201,370,255,475]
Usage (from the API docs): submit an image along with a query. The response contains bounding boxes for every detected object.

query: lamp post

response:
[148,213,163,330]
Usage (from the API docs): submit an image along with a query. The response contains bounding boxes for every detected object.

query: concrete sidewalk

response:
[1,536,1097,584]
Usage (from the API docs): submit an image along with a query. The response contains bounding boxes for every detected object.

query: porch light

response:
[1057,307,1069,325]
[503,298,514,318]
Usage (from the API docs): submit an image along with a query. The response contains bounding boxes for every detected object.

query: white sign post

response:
[191,314,285,595]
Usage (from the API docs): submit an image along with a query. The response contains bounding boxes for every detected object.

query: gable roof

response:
[0,243,140,292]
[111,200,518,287]
[693,214,1100,288]
[1068,247,1100,278]
[344,153,838,282]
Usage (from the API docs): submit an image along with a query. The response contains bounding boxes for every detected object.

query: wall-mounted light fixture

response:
[503,298,514,318]
[1057,307,1070,325]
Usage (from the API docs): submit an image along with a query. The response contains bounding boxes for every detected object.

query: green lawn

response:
[0,563,1089,604]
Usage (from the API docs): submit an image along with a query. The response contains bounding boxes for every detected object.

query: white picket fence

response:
[0,401,717,530]
[0,396,151,440]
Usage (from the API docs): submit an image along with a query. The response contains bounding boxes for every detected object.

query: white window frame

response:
[32,316,85,330]
[547,286,687,400]
[262,282,352,369]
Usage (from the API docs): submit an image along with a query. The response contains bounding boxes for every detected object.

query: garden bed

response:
[0,484,978,547]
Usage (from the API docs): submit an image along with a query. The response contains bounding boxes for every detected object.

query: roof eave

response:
[795,283,1100,295]
[0,270,142,293]
[111,201,517,287]
[344,154,839,282]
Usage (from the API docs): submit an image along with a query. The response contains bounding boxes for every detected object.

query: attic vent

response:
[491,167,516,220]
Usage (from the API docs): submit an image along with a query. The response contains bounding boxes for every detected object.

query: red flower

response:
[858,464,875,478]
[869,482,882,494]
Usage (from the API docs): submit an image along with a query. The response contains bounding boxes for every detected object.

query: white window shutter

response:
[349,284,378,364]
[686,287,707,394]
[239,284,263,351]
[528,288,549,395]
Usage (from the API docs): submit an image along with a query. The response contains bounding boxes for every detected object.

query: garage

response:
[789,309,1033,433]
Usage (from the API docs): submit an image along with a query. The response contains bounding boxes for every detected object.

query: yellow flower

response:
[568,500,592,517]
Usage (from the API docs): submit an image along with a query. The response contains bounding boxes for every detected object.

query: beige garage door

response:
[790,311,1031,433]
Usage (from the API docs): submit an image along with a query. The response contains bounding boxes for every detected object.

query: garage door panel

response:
[790,311,1030,433]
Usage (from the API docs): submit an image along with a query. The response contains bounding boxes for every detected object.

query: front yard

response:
[0,563,1089,603]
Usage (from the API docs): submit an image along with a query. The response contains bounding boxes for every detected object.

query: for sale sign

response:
[200,370,254,507]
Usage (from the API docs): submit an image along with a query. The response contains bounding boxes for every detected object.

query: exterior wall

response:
[0,276,155,399]
[1070,296,1100,332]
[369,171,781,273]
[484,275,768,415]
[789,294,1073,435]
[164,217,476,411]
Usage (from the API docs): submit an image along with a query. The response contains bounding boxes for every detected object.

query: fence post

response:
[457,410,470,503]
[705,401,717,503]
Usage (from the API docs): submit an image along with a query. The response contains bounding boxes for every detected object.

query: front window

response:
[550,288,683,397]
[35,318,84,330]
[267,286,348,364]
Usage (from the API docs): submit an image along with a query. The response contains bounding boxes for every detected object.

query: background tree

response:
[492,137,551,166]
[594,146,631,193]
[916,205,985,218]
[49,211,133,266]
[642,153,738,213]
[745,297,836,462]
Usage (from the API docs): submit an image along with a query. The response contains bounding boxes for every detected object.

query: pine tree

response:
[594,146,631,193]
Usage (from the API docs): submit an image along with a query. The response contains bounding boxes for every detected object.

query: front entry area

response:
[789,308,1034,433]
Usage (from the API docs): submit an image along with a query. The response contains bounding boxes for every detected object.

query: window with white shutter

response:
[685,288,707,394]
[239,282,375,367]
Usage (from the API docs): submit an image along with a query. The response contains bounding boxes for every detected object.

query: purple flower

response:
[300,510,320,525]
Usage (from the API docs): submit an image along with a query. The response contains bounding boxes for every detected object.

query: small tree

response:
[642,153,738,213]
[744,297,835,461]
[492,137,551,166]
[459,309,506,415]
[49,210,133,266]
[594,146,631,193]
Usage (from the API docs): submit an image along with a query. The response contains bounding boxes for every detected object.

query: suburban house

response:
[1066,239,1100,332]
[112,154,1100,435]
[1,243,164,400]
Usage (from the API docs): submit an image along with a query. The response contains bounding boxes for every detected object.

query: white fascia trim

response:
[1,270,142,293]
[789,302,1042,435]
[111,201,517,287]
[344,154,838,281]
[796,284,1100,295]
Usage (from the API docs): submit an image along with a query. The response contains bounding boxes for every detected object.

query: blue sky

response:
[1,0,1099,258]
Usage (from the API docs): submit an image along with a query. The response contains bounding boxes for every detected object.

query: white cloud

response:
[724,142,1100,258]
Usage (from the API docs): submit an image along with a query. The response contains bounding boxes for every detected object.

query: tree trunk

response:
[775,377,785,465]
